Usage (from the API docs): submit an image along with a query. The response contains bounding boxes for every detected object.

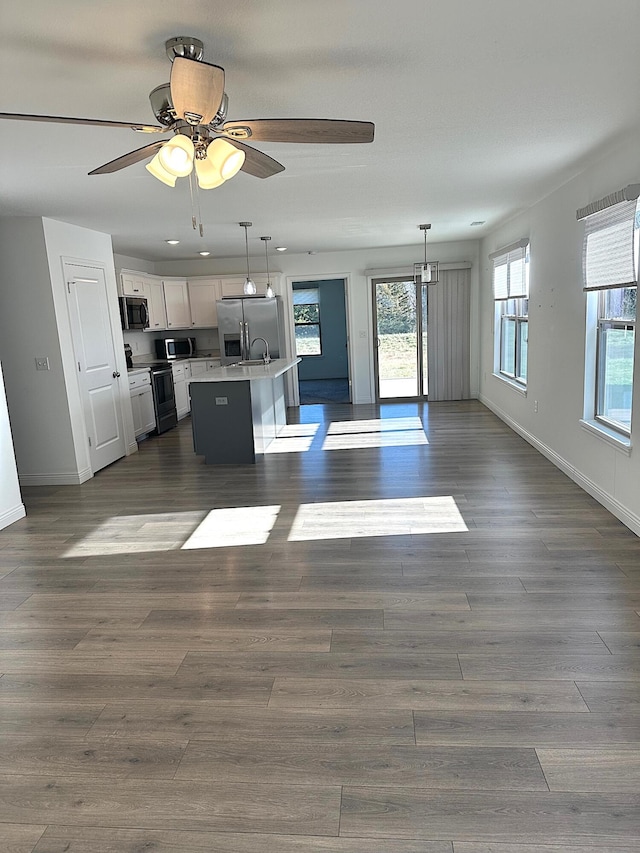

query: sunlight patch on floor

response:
[322,417,428,450]
[264,423,321,454]
[62,511,208,557]
[182,505,281,549]
[62,506,282,556]
[288,496,467,541]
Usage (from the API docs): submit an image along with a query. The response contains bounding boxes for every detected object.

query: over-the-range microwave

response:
[155,337,196,360]
[119,295,149,331]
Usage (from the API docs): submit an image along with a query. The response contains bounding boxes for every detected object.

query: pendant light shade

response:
[240,222,256,294]
[158,134,195,177]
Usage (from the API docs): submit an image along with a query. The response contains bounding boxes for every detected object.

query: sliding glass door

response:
[372,278,428,399]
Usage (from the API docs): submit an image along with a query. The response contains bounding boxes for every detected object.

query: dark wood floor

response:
[1,400,640,852]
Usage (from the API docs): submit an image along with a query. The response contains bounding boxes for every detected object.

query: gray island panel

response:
[189,359,299,464]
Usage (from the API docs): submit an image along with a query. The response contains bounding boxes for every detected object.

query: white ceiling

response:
[2,0,639,262]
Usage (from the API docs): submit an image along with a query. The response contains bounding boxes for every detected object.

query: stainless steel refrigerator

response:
[217,296,286,365]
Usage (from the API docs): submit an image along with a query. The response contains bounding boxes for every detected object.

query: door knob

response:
[112,371,121,378]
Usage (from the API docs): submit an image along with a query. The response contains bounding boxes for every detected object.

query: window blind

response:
[293,288,319,305]
[489,239,529,299]
[581,199,638,291]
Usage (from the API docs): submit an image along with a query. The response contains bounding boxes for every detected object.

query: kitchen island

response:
[189,358,300,464]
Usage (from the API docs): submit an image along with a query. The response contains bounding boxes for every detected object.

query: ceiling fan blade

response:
[221,118,375,144]
[88,140,166,175]
[225,139,285,179]
[0,112,164,133]
[170,57,225,126]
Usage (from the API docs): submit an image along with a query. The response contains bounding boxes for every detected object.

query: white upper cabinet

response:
[188,279,220,328]
[163,279,191,329]
[120,271,146,297]
[143,278,167,330]
[219,275,269,298]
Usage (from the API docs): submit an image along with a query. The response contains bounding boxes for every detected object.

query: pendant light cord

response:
[244,224,251,280]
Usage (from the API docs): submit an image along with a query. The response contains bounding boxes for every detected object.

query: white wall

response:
[0,217,78,480]
[114,253,155,276]
[0,217,135,485]
[0,362,25,530]
[154,240,480,403]
[479,130,640,534]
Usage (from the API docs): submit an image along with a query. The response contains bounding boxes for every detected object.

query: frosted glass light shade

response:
[195,157,226,189]
[158,134,195,177]
[207,138,245,180]
[243,278,257,295]
[146,152,177,186]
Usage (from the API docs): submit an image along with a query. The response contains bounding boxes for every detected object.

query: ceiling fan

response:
[0,36,375,188]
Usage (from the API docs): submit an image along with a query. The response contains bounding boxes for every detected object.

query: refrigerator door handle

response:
[244,322,250,360]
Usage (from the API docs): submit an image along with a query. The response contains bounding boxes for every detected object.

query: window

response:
[490,239,530,386]
[499,297,528,383]
[595,287,636,432]
[580,187,639,438]
[293,287,322,355]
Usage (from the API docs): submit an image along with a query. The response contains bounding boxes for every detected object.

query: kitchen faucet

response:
[250,337,271,364]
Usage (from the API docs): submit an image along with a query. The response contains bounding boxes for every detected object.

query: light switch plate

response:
[35,357,50,371]
[215,396,228,405]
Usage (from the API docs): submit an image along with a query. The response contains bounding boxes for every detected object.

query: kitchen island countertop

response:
[189,357,300,384]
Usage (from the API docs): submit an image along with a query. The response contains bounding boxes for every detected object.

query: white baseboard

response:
[126,441,139,455]
[479,394,640,537]
[19,467,93,486]
[0,502,26,530]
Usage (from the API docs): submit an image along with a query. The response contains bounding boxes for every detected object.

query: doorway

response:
[65,262,127,473]
[372,268,471,402]
[372,277,428,400]
[292,279,350,404]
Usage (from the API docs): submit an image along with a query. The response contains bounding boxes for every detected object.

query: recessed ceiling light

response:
[198,251,211,256]
[165,239,180,245]
[275,246,287,252]
[470,221,485,227]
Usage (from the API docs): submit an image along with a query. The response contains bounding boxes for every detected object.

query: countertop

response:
[189,358,301,383]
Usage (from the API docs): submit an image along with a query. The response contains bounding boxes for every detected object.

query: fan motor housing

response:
[165,37,204,62]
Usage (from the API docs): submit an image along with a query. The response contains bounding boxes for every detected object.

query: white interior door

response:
[65,263,126,473]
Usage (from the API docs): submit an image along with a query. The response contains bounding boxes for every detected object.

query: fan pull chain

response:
[187,169,205,236]
[195,177,204,237]
[188,170,197,232]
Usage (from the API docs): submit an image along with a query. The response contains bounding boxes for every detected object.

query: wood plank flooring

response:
[1,399,640,851]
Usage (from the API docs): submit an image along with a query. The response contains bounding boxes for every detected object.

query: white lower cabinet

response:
[172,362,190,420]
[129,371,156,439]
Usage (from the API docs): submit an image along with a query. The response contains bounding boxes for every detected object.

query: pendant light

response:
[414,223,439,284]
[261,236,274,297]
[240,222,256,295]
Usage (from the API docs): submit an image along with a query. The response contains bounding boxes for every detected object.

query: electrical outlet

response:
[215,396,228,406]
[359,330,367,339]
[534,400,538,413]
[35,357,50,371]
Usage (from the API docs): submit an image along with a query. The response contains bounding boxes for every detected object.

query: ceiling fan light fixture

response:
[146,152,177,186]
[158,134,194,177]
[194,156,226,189]
[207,138,245,180]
